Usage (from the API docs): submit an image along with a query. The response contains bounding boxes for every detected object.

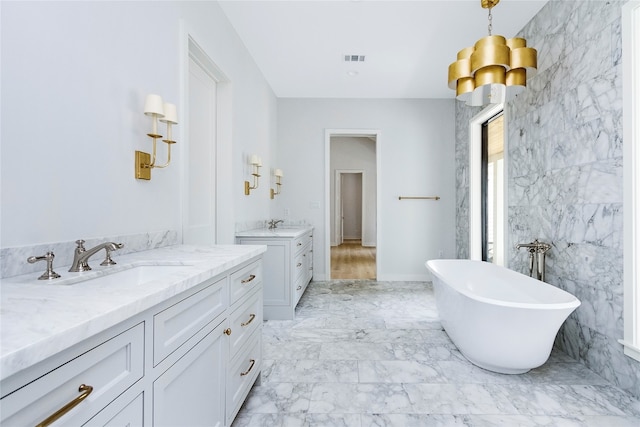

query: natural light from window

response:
[622,0,640,362]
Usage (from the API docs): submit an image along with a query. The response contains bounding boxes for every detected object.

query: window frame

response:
[622,0,640,362]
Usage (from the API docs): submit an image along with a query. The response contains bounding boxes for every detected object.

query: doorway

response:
[181,34,232,244]
[338,171,363,244]
[326,131,379,279]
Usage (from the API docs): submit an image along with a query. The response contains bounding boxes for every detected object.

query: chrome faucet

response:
[69,240,124,272]
[268,219,284,230]
[27,251,61,280]
[516,239,551,282]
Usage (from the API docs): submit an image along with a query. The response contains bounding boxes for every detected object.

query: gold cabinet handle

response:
[241,274,256,284]
[240,313,256,327]
[224,328,232,336]
[240,359,256,377]
[36,384,93,427]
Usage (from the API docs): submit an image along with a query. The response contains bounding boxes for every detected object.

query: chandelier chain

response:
[487,7,493,35]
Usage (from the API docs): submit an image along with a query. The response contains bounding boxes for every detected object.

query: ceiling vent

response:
[344,55,365,62]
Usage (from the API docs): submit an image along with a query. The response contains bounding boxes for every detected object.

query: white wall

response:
[1,1,275,248]
[330,137,376,246]
[276,99,456,281]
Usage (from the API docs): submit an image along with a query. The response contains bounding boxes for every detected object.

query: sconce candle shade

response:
[447,0,537,106]
[274,168,283,177]
[160,103,178,124]
[144,94,165,136]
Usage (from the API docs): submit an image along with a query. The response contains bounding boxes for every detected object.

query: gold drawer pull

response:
[241,274,256,284]
[240,359,256,376]
[36,384,93,427]
[224,328,232,336]
[241,313,256,327]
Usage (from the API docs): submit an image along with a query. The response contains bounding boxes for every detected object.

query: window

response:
[482,113,505,264]
[469,103,506,264]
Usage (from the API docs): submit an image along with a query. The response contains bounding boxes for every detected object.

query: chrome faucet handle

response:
[100,243,124,266]
[27,251,61,280]
[74,240,90,271]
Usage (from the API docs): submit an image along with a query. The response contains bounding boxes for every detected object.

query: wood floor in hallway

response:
[330,239,376,280]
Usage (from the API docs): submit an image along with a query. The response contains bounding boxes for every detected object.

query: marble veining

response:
[0,244,266,380]
[455,0,639,399]
[0,229,177,279]
[232,280,640,426]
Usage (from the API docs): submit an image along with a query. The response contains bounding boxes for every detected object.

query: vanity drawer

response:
[292,232,312,255]
[293,249,306,280]
[226,331,261,424]
[1,323,144,427]
[230,259,262,305]
[228,287,263,359]
[294,273,307,305]
[154,276,227,365]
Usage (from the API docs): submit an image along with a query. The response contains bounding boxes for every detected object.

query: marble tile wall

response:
[454,0,639,399]
[0,230,177,279]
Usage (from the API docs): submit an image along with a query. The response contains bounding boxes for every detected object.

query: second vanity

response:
[0,244,265,427]
[236,226,313,320]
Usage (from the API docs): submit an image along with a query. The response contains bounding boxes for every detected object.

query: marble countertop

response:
[0,244,266,381]
[236,226,313,238]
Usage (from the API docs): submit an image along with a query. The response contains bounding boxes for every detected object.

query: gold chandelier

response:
[448,0,537,106]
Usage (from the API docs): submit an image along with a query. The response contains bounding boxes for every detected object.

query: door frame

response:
[179,23,233,244]
[325,129,381,279]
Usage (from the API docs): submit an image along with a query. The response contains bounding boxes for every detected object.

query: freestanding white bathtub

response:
[425,259,580,374]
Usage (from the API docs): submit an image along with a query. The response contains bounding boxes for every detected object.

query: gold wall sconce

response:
[244,155,262,195]
[135,94,178,180]
[271,168,283,199]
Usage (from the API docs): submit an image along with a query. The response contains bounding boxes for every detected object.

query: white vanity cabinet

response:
[226,261,263,424]
[237,228,313,320]
[152,275,229,427]
[0,323,145,427]
[0,251,264,427]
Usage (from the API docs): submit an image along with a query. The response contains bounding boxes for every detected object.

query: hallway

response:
[330,240,376,280]
[233,281,640,426]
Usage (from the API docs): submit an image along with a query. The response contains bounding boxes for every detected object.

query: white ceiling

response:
[218,0,548,99]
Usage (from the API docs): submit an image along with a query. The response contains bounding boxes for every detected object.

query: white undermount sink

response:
[60,264,192,286]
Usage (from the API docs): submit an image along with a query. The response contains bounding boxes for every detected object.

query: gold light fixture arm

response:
[244,155,262,195]
[135,95,178,180]
[244,172,260,195]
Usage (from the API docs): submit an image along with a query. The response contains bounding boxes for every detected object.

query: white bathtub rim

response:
[425,259,581,311]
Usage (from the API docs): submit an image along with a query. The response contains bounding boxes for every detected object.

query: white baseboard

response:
[376,274,431,282]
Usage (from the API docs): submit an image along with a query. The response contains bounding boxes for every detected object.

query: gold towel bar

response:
[398,196,440,201]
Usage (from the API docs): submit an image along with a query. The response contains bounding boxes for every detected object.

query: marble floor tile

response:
[233,280,640,426]
[358,360,444,383]
[263,359,359,383]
